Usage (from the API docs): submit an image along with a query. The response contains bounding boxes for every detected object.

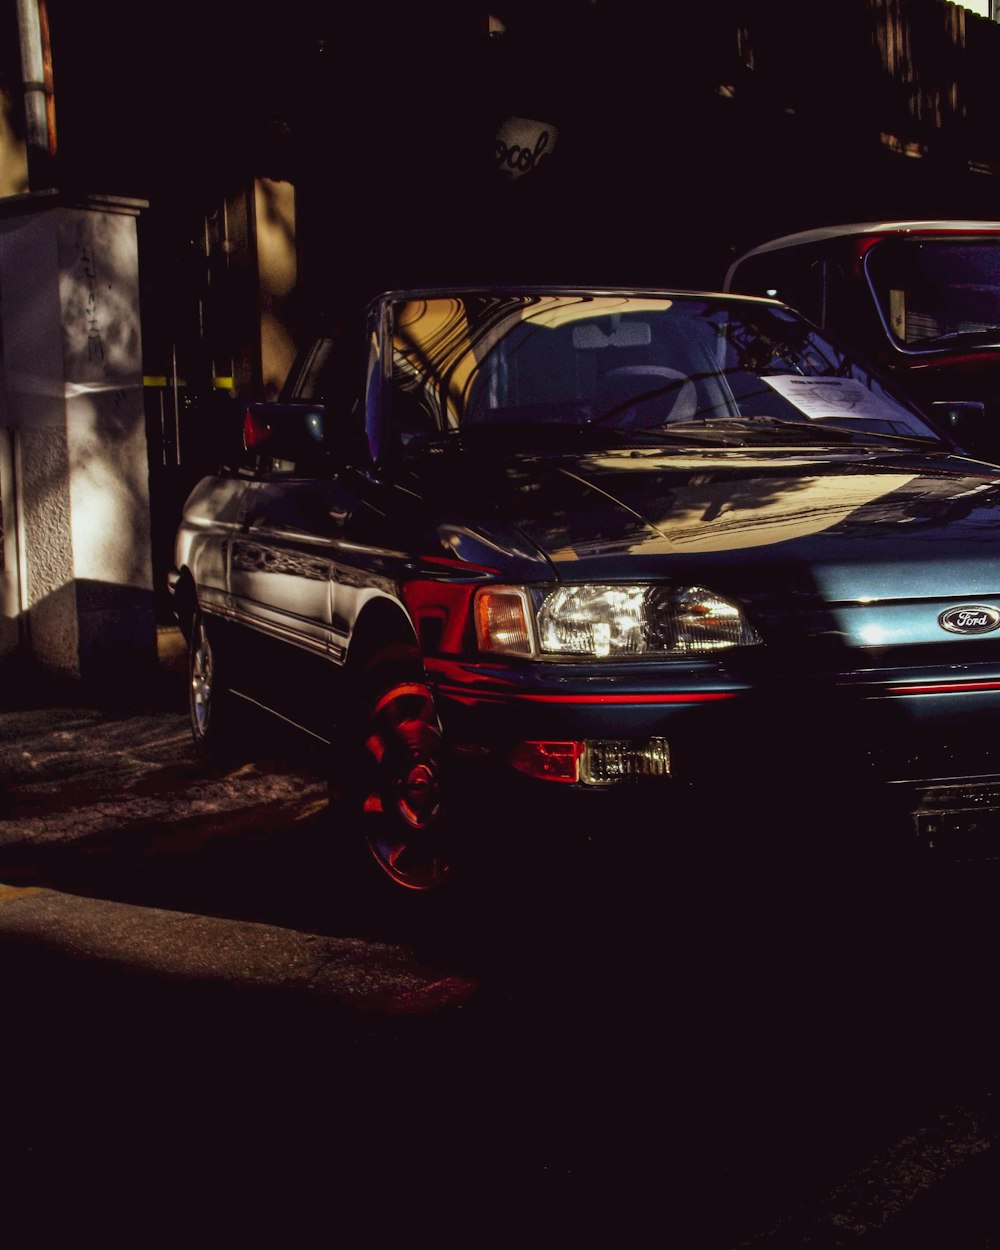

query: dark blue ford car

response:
[170,287,1000,892]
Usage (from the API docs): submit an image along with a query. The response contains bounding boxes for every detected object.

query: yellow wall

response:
[255,177,297,400]
[0,89,28,198]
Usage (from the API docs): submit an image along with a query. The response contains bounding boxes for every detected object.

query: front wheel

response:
[352,673,455,892]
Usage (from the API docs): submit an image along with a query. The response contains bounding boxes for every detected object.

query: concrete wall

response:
[0,195,155,685]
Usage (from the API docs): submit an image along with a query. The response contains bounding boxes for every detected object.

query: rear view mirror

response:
[572,320,652,349]
[932,400,986,435]
[932,399,986,421]
[932,400,995,459]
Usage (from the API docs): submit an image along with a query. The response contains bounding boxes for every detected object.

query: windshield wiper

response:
[666,413,942,447]
[415,421,732,452]
[912,326,1000,347]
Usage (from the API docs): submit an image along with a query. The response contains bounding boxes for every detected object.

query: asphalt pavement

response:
[2,627,1000,1246]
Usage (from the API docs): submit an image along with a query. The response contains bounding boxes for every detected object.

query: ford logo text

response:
[939,605,1000,635]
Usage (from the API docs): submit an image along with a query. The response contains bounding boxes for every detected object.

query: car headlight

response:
[474,584,761,658]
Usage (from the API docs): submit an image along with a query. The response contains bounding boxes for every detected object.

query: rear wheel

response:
[188,609,238,754]
[352,663,454,892]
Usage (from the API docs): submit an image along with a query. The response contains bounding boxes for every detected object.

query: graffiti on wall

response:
[494,116,558,181]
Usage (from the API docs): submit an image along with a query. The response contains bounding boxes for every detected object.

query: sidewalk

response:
[0,620,478,1011]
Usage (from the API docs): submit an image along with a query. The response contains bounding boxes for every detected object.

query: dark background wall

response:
[34,0,1000,315]
[6,0,1000,620]
[5,0,998,417]
[8,1,990,326]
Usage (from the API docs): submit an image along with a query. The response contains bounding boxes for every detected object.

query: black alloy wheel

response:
[354,669,454,892]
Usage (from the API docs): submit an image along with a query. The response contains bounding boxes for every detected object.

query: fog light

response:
[510,740,584,783]
[581,738,671,785]
[510,738,672,785]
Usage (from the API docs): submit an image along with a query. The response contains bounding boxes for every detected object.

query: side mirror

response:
[244,402,325,457]
[242,401,353,473]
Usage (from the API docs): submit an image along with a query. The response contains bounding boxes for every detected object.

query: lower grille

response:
[906,780,1000,857]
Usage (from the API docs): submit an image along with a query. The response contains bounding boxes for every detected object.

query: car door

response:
[226,317,408,736]
[227,458,347,729]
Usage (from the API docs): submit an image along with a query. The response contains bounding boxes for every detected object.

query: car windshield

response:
[864,237,1000,352]
[386,292,943,450]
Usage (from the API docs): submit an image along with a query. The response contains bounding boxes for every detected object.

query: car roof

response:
[729,219,1000,267]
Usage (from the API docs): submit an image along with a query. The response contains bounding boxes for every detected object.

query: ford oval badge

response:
[939,605,1000,635]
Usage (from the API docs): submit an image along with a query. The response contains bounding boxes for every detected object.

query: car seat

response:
[593,365,698,426]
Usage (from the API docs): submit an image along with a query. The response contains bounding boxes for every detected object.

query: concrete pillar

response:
[0,193,155,688]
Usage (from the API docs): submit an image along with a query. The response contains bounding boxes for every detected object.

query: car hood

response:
[400,443,1000,602]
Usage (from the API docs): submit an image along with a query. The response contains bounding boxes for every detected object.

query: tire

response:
[349,653,456,893]
[187,609,239,756]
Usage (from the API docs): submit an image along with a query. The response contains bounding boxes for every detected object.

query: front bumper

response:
[427,653,1000,857]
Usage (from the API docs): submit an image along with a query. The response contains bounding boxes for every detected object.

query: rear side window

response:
[865,237,1000,351]
[283,330,365,414]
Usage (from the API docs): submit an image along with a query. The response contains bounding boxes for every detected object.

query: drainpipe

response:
[15,0,57,190]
